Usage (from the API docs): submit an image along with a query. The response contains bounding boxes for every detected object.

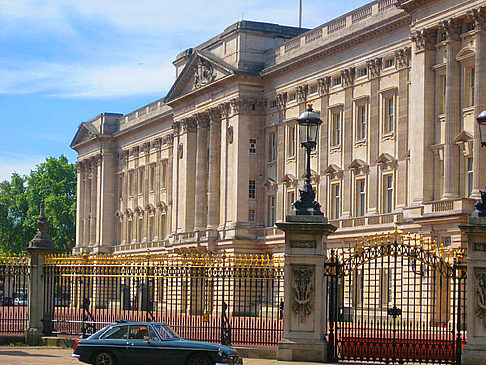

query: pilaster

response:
[207,107,222,235]
[194,113,209,232]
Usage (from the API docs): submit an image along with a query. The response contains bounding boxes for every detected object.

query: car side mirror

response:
[143,336,150,343]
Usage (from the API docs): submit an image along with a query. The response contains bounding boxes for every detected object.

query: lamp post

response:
[290,102,324,216]
[474,110,486,216]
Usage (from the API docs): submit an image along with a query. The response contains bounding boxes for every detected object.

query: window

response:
[159,213,166,239]
[270,99,277,108]
[118,175,124,199]
[310,84,318,94]
[383,175,394,213]
[289,93,296,101]
[358,67,368,77]
[380,269,393,307]
[467,157,473,197]
[249,138,257,154]
[384,57,395,69]
[161,161,167,189]
[101,325,129,340]
[352,269,364,308]
[268,132,276,162]
[466,67,475,107]
[383,96,395,134]
[356,105,367,140]
[288,125,296,157]
[129,172,135,196]
[356,179,366,217]
[331,183,340,219]
[268,195,275,226]
[249,180,256,199]
[149,165,155,192]
[248,209,256,223]
[287,190,295,215]
[332,76,342,86]
[138,168,144,195]
[331,111,342,147]
[129,325,158,341]
[438,75,446,115]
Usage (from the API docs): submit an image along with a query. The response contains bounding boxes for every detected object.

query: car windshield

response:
[153,324,179,340]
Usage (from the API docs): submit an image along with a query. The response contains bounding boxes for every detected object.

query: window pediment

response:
[300,169,320,184]
[324,164,343,180]
[264,178,278,191]
[376,153,397,170]
[349,159,369,175]
[282,174,298,187]
[456,47,475,62]
[454,130,473,156]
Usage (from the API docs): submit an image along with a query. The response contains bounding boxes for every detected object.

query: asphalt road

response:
[0,347,339,365]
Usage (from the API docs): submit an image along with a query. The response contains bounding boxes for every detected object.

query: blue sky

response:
[0,0,370,181]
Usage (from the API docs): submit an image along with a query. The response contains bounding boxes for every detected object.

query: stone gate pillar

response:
[460,195,486,365]
[276,215,336,362]
[24,202,56,345]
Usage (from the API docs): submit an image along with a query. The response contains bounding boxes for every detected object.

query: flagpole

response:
[298,0,302,28]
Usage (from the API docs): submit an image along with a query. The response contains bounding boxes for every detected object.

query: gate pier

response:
[276,215,336,362]
[460,214,486,365]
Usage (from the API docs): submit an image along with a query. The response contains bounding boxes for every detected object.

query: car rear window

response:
[100,325,128,340]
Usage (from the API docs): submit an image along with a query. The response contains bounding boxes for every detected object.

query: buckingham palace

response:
[71,0,486,255]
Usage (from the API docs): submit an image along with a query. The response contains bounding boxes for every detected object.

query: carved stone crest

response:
[178,144,184,159]
[227,126,234,144]
[476,269,486,320]
[292,265,314,323]
[194,58,215,89]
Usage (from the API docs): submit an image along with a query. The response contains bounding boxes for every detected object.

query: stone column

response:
[470,8,486,198]
[194,113,209,232]
[207,108,221,233]
[459,210,486,365]
[441,19,462,199]
[90,157,98,244]
[84,161,91,246]
[410,29,437,204]
[25,203,56,345]
[276,215,336,362]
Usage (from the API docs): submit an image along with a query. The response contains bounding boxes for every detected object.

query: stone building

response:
[71,0,486,255]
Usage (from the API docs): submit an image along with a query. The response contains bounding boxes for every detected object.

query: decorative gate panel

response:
[326,230,466,364]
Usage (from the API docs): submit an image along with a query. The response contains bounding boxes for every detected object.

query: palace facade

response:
[71,0,486,255]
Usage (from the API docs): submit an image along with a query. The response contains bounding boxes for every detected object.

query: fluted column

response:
[207,108,221,230]
[75,162,85,249]
[441,19,462,199]
[194,113,209,231]
[470,7,486,198]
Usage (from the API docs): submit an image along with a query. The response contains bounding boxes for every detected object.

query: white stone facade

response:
[71,0,486,255]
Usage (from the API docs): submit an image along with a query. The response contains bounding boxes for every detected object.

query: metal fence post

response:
[24,202,56,345]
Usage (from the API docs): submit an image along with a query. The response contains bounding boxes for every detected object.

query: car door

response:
[126,325,164,365]
[96,324,131,364]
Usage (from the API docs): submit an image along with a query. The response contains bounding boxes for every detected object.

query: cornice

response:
[260,13,410,81]
[396,0,427,14]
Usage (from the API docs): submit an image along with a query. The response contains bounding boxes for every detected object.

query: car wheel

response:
[93,351,117,365]
[188,353,212,365]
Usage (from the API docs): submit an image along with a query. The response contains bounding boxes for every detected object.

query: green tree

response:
[0,155,77,253]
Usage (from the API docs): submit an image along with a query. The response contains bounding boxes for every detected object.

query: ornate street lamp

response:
[473,110,486,217]
[291,103,324,216]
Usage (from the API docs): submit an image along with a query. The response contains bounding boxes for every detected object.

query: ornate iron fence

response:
[0,253,29,333]
[43,251,284,346]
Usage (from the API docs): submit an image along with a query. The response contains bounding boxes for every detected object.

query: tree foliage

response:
[0,155,76,253]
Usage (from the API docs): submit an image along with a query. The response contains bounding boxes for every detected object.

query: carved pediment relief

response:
[324,164,343,180]
[454,131,473,156]
[349,159,369,175]
[376,153,397,170]
[264,178,278,191]
[165,51,235,102]
[282,173,298,187]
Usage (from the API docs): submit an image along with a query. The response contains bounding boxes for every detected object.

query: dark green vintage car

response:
[72,321,242,365]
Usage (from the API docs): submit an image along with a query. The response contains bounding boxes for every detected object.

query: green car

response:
[72,321,242,365]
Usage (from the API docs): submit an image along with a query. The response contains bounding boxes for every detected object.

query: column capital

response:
[277,92,288,110]
[230,97,266,115]
[438,18,463,42]
[295,84,308,103]
[218,102,230,118]
[468,7,486,31]
[410,29,437,53]
[395,47,411,69]
[194,112,209,128]
[341,67,356,88]
[180,117,197,132]
[367,58,382,78]
[317,77,331,95]
[207,107,222,123]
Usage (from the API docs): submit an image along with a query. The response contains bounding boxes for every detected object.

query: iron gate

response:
[325,230,466,364]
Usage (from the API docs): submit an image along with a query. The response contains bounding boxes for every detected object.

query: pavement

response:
[0,347,346,365]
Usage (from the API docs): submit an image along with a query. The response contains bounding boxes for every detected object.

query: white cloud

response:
[0,153,44,182]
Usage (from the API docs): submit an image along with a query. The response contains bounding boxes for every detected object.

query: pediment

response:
[376,153,397,169]
[348,159,369,170]
[300,169,319,184]
[324,164,343,180]
[166,51,235,102]
[282,173,297,187]
[264,178,278,191]
[454,130,473,144]
[70,123,98,148]
[456,47,475,62]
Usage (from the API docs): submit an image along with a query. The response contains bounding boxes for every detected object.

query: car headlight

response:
[218,348,223,357]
